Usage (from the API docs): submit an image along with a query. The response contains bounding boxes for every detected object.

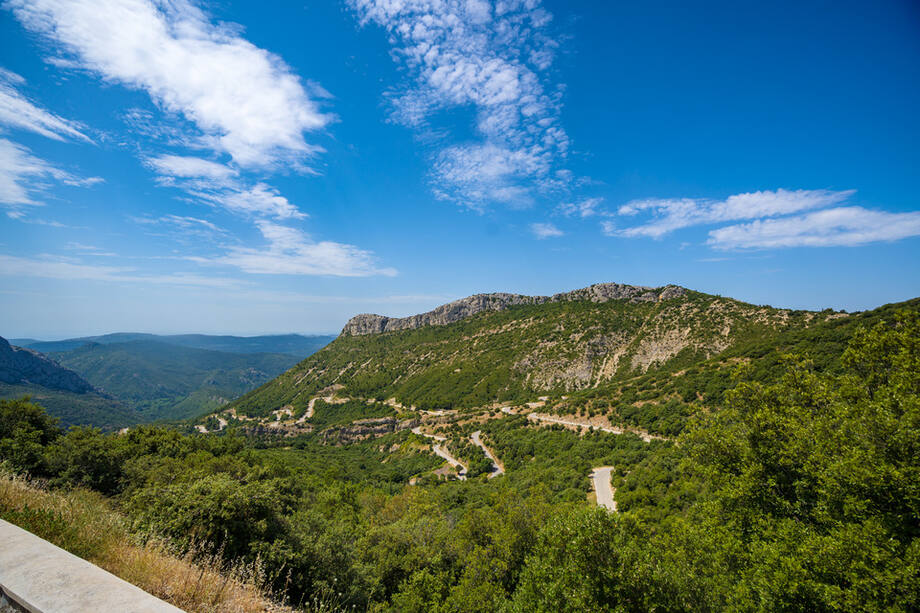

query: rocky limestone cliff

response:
[342,283,687,336]
[0,336,96,394]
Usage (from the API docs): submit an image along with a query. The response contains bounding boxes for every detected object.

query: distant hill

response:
[47,340,302,422]
[0,336,136,429]
[15,333,335,358]
[0,336,94,393]
[1,332,333,427]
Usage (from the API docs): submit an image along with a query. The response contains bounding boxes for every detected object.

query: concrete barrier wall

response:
[0,519,185,613]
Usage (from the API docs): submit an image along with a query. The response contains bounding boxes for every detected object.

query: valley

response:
[0,333,333,427]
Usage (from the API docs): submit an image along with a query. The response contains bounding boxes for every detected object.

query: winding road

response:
[412,427,467,480]
[297,397,318,423]
[501,406,658,442]
[590,466,617,512]
[471,430,504,478]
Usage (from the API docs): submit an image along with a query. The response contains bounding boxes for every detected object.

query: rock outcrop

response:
[0,336,96,394]
[321,417,419,443]
[342,283,687,336]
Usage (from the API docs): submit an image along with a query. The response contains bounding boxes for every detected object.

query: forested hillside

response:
[228,284,887,438]
[0,332,330,427]
[48,340,300,422]
[0,336,135,429]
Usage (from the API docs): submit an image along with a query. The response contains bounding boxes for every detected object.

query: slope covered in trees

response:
[0,336,135,429]
[49,340,300,421]
[228,286,911,439]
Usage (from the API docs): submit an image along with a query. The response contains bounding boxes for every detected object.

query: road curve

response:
[412,427,466,479]
[503,406,659,443]
[590,466,617,512]
[471,430,504,478]
[432,443,468,479]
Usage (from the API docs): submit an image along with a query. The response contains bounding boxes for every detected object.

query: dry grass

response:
[0,469,294,613]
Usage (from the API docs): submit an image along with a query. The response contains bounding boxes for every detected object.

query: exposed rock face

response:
[321,417,419,443]
[0,336,96,393]
[342,283,687,336]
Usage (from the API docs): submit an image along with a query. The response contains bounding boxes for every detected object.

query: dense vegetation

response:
[49,340,299,421]
[0,333,333,429]
[234,290,820,417]
[1,308,917,611]
[0,381,134,430]
[229,291,917,442]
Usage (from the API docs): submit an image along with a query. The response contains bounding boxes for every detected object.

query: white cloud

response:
[707,206,920,249]
[349,0,568,209]
[433,143,548,209]
[147,156,305,220]
[187,183,306,220]
[558,196,605,218]
[0,253,243,288]
[144,154,236,180]
[530,222,563,239]
[64,242,117,256]
[132,214,227,240]
[0,138,102,213]
[0,68,90,142]
[0,138,53,207]
[8,0,333,168]
[616,188,855,238]
[192,221,396,277]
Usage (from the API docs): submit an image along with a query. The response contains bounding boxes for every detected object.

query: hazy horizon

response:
[5,277,914,341]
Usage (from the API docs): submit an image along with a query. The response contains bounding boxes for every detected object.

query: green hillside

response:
[229,288,872,426]
[0,382,136,430]
[50,340,300,421]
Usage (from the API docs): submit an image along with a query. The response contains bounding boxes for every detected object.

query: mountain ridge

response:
[0,336,97,394]
[229,282,864,425]
[342,282,688,335]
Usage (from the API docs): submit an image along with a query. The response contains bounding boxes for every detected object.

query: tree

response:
[0,397,60,474]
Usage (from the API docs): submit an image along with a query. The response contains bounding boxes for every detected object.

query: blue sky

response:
[1,0,918,338]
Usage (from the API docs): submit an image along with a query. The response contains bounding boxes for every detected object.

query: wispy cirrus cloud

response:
[4,0,394,277]
[0,253,244,288]
[0,138,102,215]
[191,221,397,277]
[144,154,236,181]
[348,0,569,210]
[616,189,856,239]
[185,183,306,220]
[609,187,920,250]
[530,222,563,239]
[0,68,91,142]
[145,154,306,220]
[63,242,118,256]
[557,197,606,218]
[0,69,100,218]
[708,207,920,249]
[132,213,228,240]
